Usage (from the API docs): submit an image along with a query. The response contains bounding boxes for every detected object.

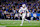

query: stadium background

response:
[0,0,40,20]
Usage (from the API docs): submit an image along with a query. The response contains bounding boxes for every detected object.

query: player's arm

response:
[26,8,29,13]
[27,11,29,13]
[26,8,30,17]
[19,9,22,14]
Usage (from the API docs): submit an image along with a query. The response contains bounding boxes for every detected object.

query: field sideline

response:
[0,20,40,27]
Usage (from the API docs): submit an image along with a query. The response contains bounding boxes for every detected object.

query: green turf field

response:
[0,20,40,27]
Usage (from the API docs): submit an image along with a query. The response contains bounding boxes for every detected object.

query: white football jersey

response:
[19,7,28,13]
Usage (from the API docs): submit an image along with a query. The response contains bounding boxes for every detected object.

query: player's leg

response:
[25,13,30,23]
[25,18,30,23]
[20,17,24,26]
[20,13,26,26]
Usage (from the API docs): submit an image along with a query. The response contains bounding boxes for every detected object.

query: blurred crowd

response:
[0,0,40,20]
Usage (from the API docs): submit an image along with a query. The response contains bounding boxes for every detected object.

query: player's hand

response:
[20,12,22,14]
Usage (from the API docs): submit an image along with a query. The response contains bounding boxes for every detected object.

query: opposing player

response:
[19,4,30,26]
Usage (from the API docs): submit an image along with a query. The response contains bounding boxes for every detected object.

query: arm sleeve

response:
[26,9,28,12]
[26,7,28,12]
[19,9,21,13]
[19,7,22,13]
